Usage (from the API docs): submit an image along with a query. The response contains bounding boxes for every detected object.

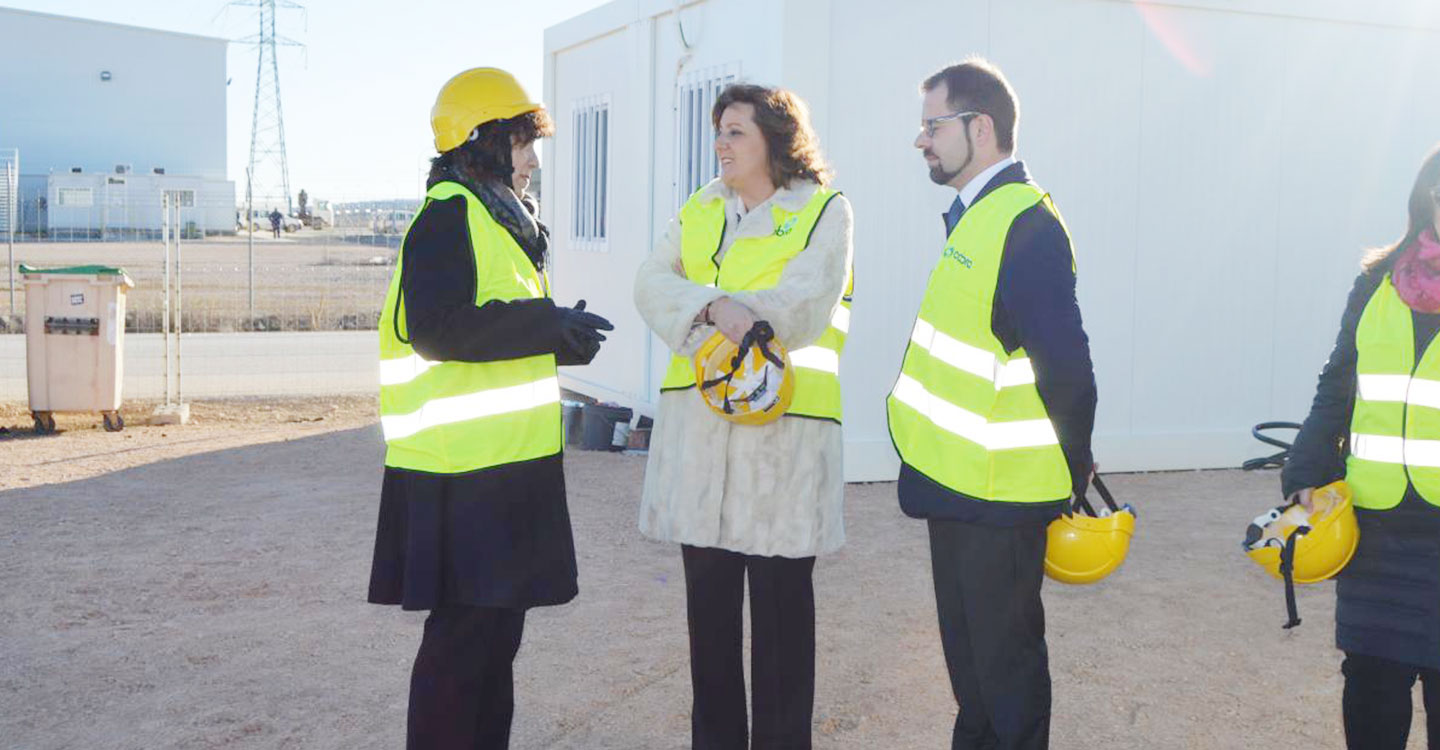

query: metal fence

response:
[2,249,395,333]
[0,234,395,400]
[2,151,16,321]
[0,177,433,403]
[0,330,380,402]
[0,159,440,400]
[124,260,395,333]
[7,194,420,248]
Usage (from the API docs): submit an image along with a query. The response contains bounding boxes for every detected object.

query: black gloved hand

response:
[557,299,614,365]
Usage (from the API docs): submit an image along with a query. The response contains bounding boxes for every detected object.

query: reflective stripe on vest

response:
[886,182,1071,503]
[1346,276,1440,509]
[377,181,561,473]
[659,185,850,423]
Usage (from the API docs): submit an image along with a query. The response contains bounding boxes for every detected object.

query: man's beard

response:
[925,151,959,185]
[929,164,960,185]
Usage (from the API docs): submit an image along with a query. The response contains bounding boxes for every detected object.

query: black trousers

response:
[1343,652,1440,749]
[928,519,1051,750]
[682,544,817,750]
[407,606,527,750]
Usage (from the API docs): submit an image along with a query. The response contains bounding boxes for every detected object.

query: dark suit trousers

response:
[407,605,527,750]
[928,519,1051,750]
[1343,652,1440,749]
[682,544,817,750]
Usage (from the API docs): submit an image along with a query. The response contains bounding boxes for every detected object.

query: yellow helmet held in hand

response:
[431,67,543,153]
[694,322,795,427]
[1243,480,1359,628]
[1044,475,1136,585]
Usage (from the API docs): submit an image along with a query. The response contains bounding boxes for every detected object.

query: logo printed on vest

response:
[942,245,974,269]
[774,216,799,237]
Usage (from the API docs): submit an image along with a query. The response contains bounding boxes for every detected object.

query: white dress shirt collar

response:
[957,155,1017,209]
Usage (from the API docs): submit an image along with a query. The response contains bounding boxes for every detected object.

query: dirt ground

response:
[0,397,379,491]
[0,403,1431,749]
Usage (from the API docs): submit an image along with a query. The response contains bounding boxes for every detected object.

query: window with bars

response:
[571,96,610,245]
[675,64,740,207]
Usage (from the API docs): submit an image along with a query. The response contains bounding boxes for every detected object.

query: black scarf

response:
[431,166,550,271]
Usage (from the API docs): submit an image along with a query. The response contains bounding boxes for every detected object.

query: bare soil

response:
[0,404,1429,748]
[0,396,378,491]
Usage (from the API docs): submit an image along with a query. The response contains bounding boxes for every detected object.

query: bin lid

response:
[19,264,134,287]
[19,263,127,276]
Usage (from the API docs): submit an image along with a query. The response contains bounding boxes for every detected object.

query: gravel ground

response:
[0,411,1430,748]
[0,397,378,491]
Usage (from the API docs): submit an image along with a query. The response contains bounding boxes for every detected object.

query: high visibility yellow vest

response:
[1345,275,1440,509]
[378,181,561,474]
[659,186,851,423]
[886,182,1072,503]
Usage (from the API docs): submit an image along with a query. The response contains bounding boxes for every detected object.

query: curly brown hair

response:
[711,84,831,188]
[428,109,554,188]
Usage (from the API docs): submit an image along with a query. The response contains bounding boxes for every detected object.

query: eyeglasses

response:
[920,110,980,138]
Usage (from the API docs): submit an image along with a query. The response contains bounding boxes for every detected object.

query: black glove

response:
[556,299,613,365]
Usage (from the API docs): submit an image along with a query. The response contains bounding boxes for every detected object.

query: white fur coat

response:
[633,178,854,558]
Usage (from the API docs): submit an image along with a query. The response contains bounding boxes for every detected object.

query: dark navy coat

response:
[1284,250,1440,669]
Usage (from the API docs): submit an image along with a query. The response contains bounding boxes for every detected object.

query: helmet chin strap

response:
[1279,530,1305,629]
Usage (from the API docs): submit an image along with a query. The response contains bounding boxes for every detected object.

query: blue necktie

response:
[945,197,966,235]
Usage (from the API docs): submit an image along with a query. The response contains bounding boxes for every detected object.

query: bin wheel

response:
[32,411,56,435]
[103,411,124,432]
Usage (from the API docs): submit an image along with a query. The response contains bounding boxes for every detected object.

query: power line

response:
[230,0,303,215]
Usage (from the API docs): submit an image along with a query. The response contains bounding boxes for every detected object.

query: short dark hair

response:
[712,83,831,188]
[427,109,554,188]
[921,58,1018,153]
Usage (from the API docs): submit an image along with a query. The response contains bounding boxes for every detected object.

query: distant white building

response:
[543,0,1440,481]
[0,7,235,236]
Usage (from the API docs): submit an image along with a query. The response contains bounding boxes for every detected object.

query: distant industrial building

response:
[0,6,235,237]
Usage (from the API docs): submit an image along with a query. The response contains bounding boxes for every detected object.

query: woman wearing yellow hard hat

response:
[634,83,853,748]
[1283,144,1440,749]
[367,67,613,749]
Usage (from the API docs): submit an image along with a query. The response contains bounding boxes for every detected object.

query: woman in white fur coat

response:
[633,83,853,750]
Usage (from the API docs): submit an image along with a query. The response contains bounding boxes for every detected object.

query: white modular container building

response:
[543,0,1440,481]
[0,7,234,235]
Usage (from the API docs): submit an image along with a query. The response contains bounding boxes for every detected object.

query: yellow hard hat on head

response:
[431,67,543,153]
[1044,475,1136,585]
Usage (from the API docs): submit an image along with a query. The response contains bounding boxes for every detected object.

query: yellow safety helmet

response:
[693,322,795,427]
[431,67,543,153]
[1243,480,1358,628]
[1044,475,1136,585]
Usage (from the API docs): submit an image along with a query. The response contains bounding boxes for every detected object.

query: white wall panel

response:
[548,0,1440,479]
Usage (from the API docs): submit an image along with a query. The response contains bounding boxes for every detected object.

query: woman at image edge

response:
[1284,145,1440,749]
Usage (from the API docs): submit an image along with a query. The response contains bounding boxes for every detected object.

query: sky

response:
[4,0,614,203]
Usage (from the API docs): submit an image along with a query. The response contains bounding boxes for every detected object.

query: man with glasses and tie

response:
[887,58,1097,750]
